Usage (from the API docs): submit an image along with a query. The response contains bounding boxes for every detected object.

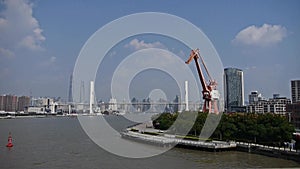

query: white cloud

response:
[232,24,287,46]
[124,39,166,50]
[0,47,15,58]
[244,66,257,71]
[0,0,45,53]
[37,56,57,68]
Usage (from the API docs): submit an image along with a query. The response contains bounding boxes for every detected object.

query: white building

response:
[28,107,45,114]
[264,95,291,114]
[108,98,117,111]
[247,93,291,115]
[248,91,264,105]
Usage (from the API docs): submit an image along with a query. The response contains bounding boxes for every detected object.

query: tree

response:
[152,112,295,146]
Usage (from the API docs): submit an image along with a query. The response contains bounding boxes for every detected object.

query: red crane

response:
[185,49,219,114]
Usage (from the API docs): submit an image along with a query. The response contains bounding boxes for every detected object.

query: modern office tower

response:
[224,68,244,112]
[291,80,300,103]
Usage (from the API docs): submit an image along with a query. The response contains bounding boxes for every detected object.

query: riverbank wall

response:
[236,142,300,163]
[124,123,300,163]
[121,131,237,151]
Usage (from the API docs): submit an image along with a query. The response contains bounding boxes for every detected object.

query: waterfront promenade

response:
[121,130,236,150]
[236,142,300,162]
[122,122,236,150]
[122,122,300,162]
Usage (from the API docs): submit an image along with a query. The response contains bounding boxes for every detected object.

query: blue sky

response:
[0,0,299,102]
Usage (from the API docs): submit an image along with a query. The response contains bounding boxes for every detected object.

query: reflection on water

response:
[0,116,299,169]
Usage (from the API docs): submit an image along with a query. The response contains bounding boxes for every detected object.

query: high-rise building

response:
[173,95,180,112]
[224,68,244,112]
[0,95,31,112]
[1,95,18,112]
[17,96,31,111]
[0,95,4,111]
[291,80,300,103]
[286,102,300,130]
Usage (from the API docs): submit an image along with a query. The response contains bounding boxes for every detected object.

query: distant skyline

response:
[0,0,300,102]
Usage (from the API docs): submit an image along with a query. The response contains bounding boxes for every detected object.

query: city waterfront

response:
[0,116,299,169]
[1,1,300,168]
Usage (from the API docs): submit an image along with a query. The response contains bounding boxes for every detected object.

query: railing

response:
[122,131,237,149]
[236,141,298,153]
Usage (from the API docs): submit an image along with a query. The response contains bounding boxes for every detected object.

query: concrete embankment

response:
[121,131,236,151]
[124,123,300,162]
[237,142,300,163]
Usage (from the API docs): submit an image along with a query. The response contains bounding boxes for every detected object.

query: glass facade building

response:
[224,68,244,112]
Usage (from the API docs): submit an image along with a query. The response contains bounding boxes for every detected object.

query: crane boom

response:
[185,49,209,93]
[198,52,212,81]
[185,49,219,113]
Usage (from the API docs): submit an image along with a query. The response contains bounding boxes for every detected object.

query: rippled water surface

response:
[0,116,299,169]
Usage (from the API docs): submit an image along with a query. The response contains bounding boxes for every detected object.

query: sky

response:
[0,0,299,103]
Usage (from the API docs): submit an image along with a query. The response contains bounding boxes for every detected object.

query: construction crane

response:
[185,49,219,114]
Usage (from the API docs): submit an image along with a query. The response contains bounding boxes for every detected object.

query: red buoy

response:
[6,132,13,148]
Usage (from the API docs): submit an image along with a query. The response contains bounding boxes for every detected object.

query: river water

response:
[0,116,299,169]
